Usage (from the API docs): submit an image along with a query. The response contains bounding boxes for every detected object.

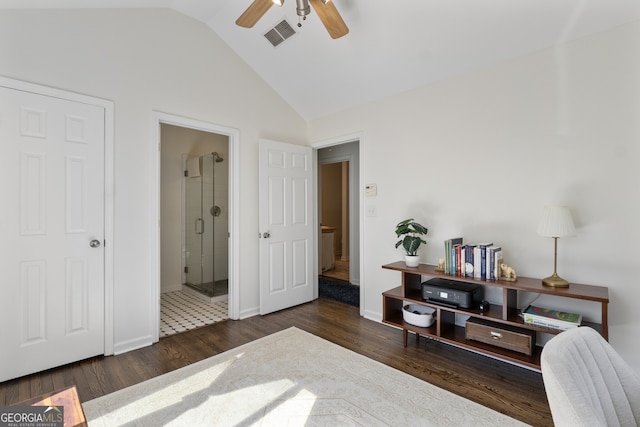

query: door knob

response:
[263,232,271,238]
[90,239,101,248]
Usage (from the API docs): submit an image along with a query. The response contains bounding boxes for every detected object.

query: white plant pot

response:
[404,255,420,267]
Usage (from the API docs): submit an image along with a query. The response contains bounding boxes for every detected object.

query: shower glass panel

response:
[185,152,228,298]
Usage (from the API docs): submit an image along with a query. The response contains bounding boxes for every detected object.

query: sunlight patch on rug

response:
[83,328,529,426]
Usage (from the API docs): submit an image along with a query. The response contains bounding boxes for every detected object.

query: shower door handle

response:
[195,218,204,235]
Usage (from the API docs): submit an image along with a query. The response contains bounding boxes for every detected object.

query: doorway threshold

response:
[182,284,229,304]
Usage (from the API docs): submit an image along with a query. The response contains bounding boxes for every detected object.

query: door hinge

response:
[184,170,188,177]
[184,266,189,273]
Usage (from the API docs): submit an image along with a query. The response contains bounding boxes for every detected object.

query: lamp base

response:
[542,273,570,288]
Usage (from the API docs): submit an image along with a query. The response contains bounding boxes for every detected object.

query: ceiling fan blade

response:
[309,0,349,39]
[236,0,274,28]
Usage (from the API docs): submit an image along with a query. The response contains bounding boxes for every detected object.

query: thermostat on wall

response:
[365,183,377,197]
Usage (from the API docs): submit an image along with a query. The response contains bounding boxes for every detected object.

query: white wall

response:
[0,9,308,353]
[309,21,640,373]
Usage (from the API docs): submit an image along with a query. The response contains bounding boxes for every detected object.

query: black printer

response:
[421,278,483,309]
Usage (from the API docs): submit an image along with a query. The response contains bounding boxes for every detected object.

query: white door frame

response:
[150,112,240,342]
[312,132,364,314]
[0,75,115,356]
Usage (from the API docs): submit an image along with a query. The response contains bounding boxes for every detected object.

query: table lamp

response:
[536,206,576,288]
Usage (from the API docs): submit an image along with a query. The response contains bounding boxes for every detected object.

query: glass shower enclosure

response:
[184,152,228,299]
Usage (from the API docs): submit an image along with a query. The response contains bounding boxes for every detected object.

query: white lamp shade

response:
[537,206,576,238]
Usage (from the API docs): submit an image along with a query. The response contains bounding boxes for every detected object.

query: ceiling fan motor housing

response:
[296,0,311,17]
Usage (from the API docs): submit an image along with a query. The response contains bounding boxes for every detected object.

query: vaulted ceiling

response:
[2,0,639,120]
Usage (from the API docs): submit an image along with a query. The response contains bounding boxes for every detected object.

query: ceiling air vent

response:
[264,19,296,47]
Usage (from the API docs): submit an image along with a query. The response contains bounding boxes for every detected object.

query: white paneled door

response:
[0,86,105,381]
[259,139,314,314]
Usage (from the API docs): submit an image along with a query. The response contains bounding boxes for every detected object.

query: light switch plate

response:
[365,183,377,197]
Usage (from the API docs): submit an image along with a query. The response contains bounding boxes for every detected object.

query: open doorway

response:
[319,161,350,282]
[151,112,240,343]
[317,140,361,307]
[159,125,229,337]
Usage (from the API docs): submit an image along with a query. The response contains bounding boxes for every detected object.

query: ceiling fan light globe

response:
[273,0,284,5]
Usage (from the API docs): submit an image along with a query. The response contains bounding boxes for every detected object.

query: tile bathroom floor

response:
[160,290,229,338]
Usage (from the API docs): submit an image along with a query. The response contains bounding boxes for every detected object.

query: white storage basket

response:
[402,304,435,327]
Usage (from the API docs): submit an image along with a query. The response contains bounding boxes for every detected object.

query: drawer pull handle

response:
[491,331,503,340]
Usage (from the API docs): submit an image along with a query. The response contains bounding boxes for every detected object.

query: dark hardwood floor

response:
[0,298,552,426]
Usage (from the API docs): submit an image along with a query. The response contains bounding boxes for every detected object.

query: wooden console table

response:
[382,262,609,370]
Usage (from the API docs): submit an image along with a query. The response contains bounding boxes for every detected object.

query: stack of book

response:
[443,237,503,280]
[521,305,582,330]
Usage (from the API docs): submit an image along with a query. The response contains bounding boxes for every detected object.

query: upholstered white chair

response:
[541,326,640,427]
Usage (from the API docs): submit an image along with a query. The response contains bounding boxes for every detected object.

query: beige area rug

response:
[83,327,529,426]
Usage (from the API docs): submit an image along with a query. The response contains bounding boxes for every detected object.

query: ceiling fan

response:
[236,0,349,39]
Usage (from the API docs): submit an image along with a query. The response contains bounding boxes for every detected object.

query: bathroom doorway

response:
[159,123,230,337]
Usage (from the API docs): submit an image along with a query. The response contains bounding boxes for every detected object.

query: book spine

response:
[522,314,579,330]
[456,245,462,277]
[493,249,503,280]
[473,247,481,279]
[522,306,581,329]
[465,245,474,277]
[487,246,500,280]
[445,238,463,276]
[480,246,487,280]
[451,244,458,275]
[444,240,450,275]
[451,244,460,276]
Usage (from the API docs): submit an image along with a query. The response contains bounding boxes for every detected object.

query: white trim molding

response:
[150,111,241,344]
[312,132,365,314]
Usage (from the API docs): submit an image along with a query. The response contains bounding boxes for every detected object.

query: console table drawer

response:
[466,318,535,356]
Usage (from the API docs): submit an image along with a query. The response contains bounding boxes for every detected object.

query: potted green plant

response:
[395,218,428,267]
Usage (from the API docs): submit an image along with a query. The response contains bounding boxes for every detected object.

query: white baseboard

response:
[239,306,260,319]
[363,310,382,323]
[114,335,154,355]
[161,283,182,293]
